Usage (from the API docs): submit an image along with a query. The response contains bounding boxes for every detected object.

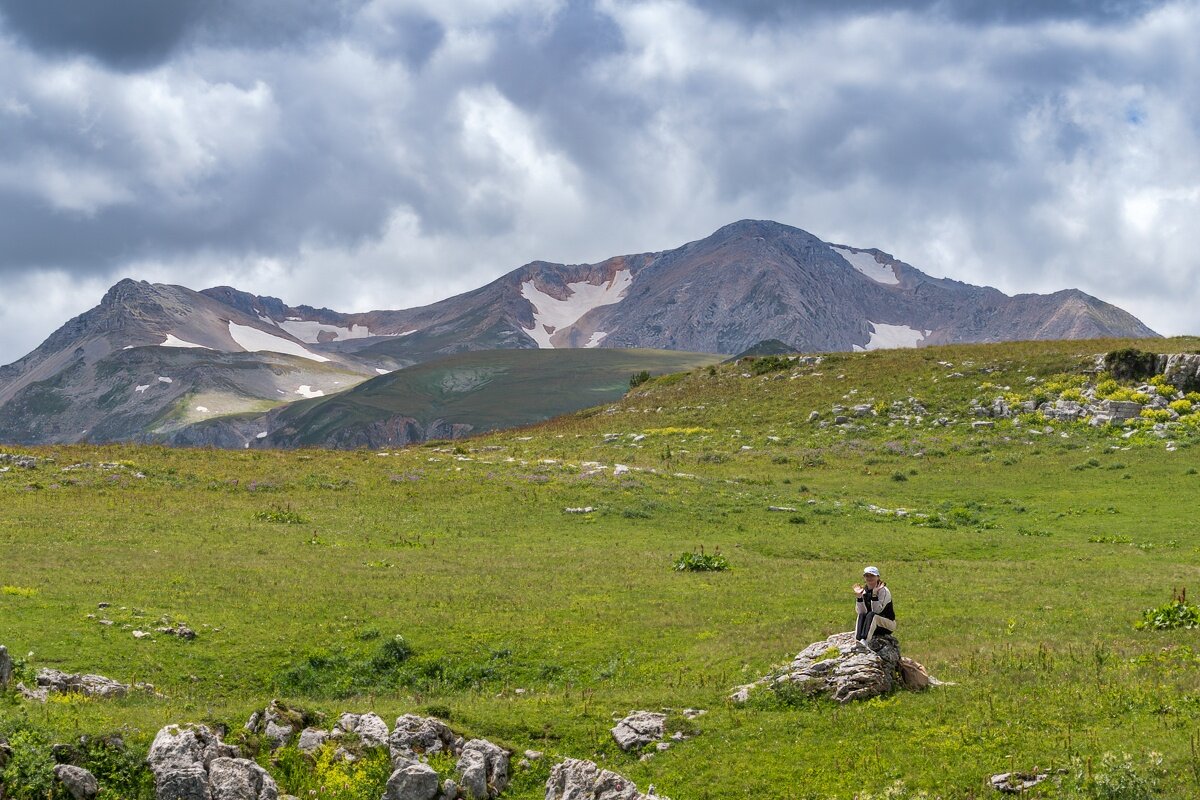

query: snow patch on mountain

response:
[585,332,608,348]
[134,384,149,393]
[158,376,173,383]
[159,334,210,349]
[853,322,931,352]
[278,320,372,343]
[227,322,330,362]
[831,246,899,286]
[296,385,325,398]
[520,270,633,349]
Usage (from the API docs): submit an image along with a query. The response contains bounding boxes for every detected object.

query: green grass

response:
[2,337,1200,798]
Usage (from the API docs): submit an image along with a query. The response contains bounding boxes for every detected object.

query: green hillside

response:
[265,348,724,447]
[2,337,1200,798]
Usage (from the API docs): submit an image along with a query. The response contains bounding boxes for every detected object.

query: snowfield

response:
[295,385,325,398]
[853,322,931,351]
[159,334,210,349]
[520,270,633,348]
[277,320,372,343]
[831,246,900,286]
[227,322,330,362]
[584,331,608,348]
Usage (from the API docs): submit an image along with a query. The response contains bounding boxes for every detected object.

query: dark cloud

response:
[0,0,363,70]
[0,0,205,70]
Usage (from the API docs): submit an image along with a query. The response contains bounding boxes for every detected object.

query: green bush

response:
[673,548,730,572]
[0,729,62,800]
[748,356,792,376]
[629,370,651,389]
[1136,590,1200,630]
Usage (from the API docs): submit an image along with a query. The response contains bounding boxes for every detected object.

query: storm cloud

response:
[0,0,1196,364]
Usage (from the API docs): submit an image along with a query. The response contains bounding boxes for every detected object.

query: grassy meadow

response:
[3,337,1200,799]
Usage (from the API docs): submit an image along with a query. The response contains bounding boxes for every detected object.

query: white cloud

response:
[1,0,1199,367]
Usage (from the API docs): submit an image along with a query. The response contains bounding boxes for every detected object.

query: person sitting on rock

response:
[853,566,896,643]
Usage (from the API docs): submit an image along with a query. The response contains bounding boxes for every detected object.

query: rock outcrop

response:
[334,712,390,749]
[455,739,509,799]
[148,724,278,800]
[610,712,667,752]
[21,668,130,701]
[545,758,660,800]
[389,715,460,761]
[733,632,938,704]
[244,701,324,751]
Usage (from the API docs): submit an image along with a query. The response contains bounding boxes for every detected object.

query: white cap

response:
[863,566,880,576]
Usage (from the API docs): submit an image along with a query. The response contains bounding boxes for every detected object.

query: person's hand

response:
[853,584,864,596]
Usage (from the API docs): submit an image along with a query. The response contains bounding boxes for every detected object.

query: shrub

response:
[890,471,908,482]
[748,355,792,375]
[629,370,651,389]
[1169,399,1193,415]
[1139,409,1171,423]
[673,548,730,572]
[1104,348,1159,382]
[1060,387,1085,402]
[1136,589,1200,630]
[0,729,61,800]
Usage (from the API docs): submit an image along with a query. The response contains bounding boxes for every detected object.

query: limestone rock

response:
[245,701,321,751]
[54,764,99,800]
[610,711,667,752]
[148,724,242,800]
[153,764,211,800]
[297,728,329,754]
[34,668,129,699]
[545,758,649,800]
[735,632,913,704]
[207,757,279,800]
[389,715,458,760]
[455,738,509,799]
[334,712,390,748]
[383,762,440,800]
[990,771,1048,793]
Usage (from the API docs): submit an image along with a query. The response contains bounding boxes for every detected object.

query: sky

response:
[0,0,1197,365]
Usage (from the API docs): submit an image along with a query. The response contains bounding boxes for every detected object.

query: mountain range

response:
[0,219,1158,447]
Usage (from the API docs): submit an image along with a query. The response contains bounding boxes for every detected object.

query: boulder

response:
[545,758,649,800]
[610,711,667,752]
[153,764,210,800]
[149,725,239,773]
[389,715,458,760]
[334,712,390,749]
[148,724,243,800]
[54,764,99,800]
[34,668,129,699]
[297,728,329,754]
[455,738,509,799]
[734,632,911,704]
[207,757,279,800]
[383,762,440,800]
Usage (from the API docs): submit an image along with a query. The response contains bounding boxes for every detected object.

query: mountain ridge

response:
[0,219,1159,445]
